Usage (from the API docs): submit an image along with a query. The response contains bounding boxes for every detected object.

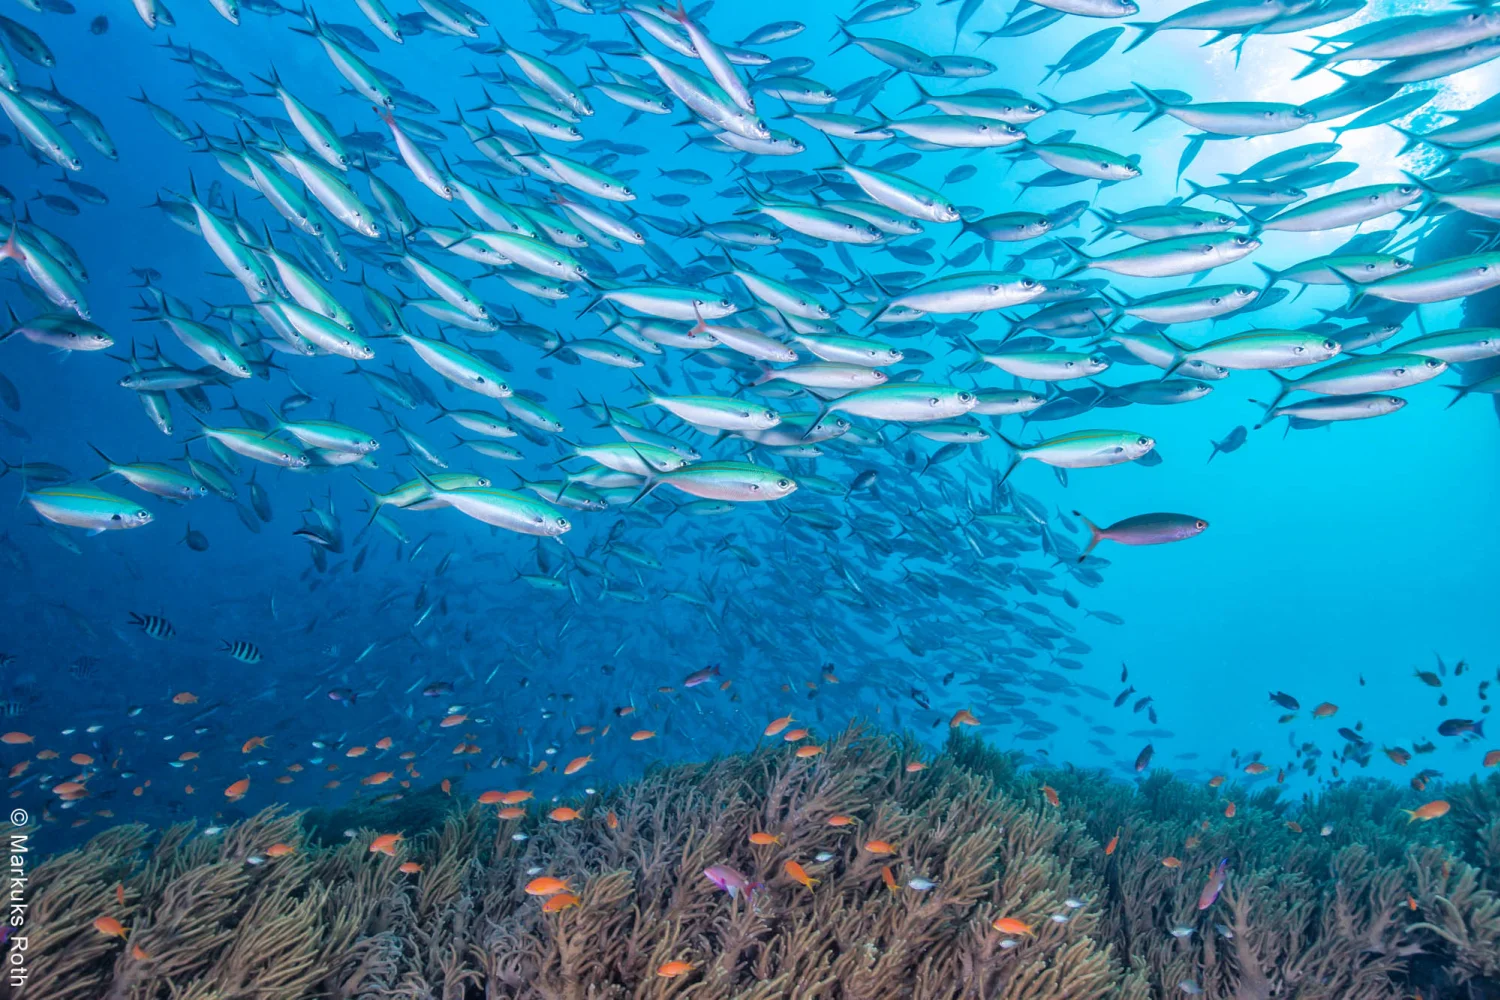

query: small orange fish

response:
[439,714,467,728]
[369,833,403,856]
[657,960,694,978]
[130,945,149,961]
[1312,702,1338,719]
[782,728,809,742]
[1403,800,1450,823]
[399,862,422,874]
[177,751,199,762]
[783,859,819,889]
[115,883,125,905]
[479,791,504,805]
[614,705,636,716]
[1407,894,1418,911]
[1104,829,1120,855]
[499,790,534,804]
[241,736,268,754]
[375,737,393,750]
[1207,775,1225,788]
[863,840,895,855]
[287,763,303,773]
[575,725,595,736]
[880,865,898,892]
[171,692,197,705]
[827,815,855,827]
[525,876,570,896]
[361,771,394,786]
[549,807,581,822]
[265,843,295,858]
[949,708,979,728]
[441,779,452,795]
[1243,762,1268,775]
[1224,802,1237,818]
[7,761,28,778]
[498,807,526,820]
[630,730,655,741]
[70,753,95,766]
[606,810,619,830]
[563,755,592,775]
[1285,821,1303,833]
[991,917,1033,936]
[542,892,580,913]
[93,916,127,938]
[346,746,367,758]
[748,832,781,846]
[1385,747,1411,766]
[904,761,927,772]
[225,778,250,800]
[1161,856,1182,868]
[795,745,823,758]
[764,715,794,736]
[1041,785,1060,807]
[0,732,33,745]
[35,749,58,760]
[1483,749,1500,768]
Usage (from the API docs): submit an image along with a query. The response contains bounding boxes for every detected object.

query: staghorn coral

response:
[8,726,1500,999]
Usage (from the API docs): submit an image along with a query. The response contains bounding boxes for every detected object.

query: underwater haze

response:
[3,0,1500,995]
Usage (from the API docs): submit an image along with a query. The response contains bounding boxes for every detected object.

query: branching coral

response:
[11,728,1500,999]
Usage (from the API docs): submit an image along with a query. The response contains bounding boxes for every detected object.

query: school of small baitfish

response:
[1,0,1498,848]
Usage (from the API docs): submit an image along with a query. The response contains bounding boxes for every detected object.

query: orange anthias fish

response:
[265,843,295,857]
[949,708,979,728]
[657,960,694,978]
[1483,749,1500,768]
[904,761,927,772]
[1041,785,1060,807]
[748,832,781,845]
[549,807,581,822]
[1312,703,1338,718]
[224,778,249,800]
[795,745,823,758]
[498,807,526,820]
[439,714,467,728]
[1243,762,1268,775]
[1385,747,1412,766]
[525,876,570,896]
[479,790,505,804]
[94,916,128,938]
[764,715,794,736]
[991,917,1033,936]
[784,859,819,889]
[563,755,592,775]
[171,692,197,705]
[630,730,656,741]
[398,862,422,874]
[499,790,534,805]
[370,833,403,856]
[1161,856,1182,868]
[361,771,394,786]
[880,866,899,893]
[606,810,619,829]
[241,736,268,753]
[1104,829,1120,855]
[1207,775,1225,788]
[1224,801,1237,818]
[542,892,580,913]
[864,840,895,855]
[1402,800,1451,822]
[375,737,393,750]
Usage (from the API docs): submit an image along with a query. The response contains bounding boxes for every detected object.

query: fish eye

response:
[1195,520,1206,529]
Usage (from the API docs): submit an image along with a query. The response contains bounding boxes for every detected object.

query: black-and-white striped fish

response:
[128,612,175,640]
[220,639,262,664]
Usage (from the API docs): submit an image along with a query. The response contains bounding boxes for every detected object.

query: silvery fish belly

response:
[3,0,1498,997]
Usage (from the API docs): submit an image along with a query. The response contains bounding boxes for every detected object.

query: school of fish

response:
[0,0,1498,902]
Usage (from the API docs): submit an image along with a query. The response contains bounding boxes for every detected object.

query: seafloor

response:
[16,727,1500,999]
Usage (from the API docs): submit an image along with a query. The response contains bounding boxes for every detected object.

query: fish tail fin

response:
[1443,383,1472,409]
[1254,261,1280,290]
[900,78,933,114]
[1180,177,1208,203]
[1292,49,1330,79]
[1122,23,1159,54]
[0,225,26,267]
[87,442,114,476]
[1073,510,1103,562]
[830,26,857,54]
[1258,371,1296,425]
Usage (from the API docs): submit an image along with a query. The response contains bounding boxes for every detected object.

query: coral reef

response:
[11,725,1500,999]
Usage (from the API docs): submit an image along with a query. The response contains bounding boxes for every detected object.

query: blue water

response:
[1,0,1498,848]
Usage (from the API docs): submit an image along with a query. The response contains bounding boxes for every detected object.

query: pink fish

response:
[684,665,721,688]
[1197,858,1229,910]
[704,865,762,899]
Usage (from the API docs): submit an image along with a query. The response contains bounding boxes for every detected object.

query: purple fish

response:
[1197,858,1229,910]
[684,665,721,688]
[1075,512,1209,561]
[704,865,763,900]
